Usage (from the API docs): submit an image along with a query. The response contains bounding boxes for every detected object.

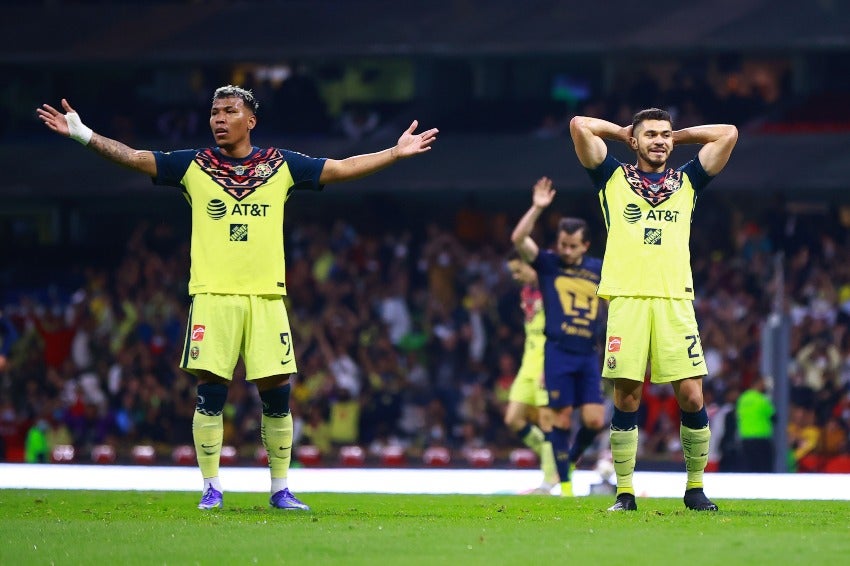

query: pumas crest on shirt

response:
[195,148,284,201]
[621,163,683,207]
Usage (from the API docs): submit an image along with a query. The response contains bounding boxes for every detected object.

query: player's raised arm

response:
[319,119,438,184]
[569,115,630,169]
[37,98,157,177]
[673,124,739,176]
[511,176,556,263]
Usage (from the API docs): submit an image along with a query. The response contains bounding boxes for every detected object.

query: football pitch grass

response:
[1,490,848,565]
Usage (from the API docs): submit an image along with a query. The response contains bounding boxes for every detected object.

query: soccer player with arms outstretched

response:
[569,108,737,511]
[512,179,606,497]
[37,86,438,511]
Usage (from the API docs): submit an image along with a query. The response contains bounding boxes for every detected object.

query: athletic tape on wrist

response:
[66,112,93,145]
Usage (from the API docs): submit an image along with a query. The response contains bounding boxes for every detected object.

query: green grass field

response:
[1,490,848,565]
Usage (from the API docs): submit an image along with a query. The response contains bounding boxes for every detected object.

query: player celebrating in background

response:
[504,251,558,494]
[569,108,737,511]
[512,178,606,498]
[37,86,438,511]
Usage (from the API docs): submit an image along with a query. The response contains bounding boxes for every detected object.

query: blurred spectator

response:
[787,405,821,472]
[736,376,775,472]
[24,419,49,463]
[0,310,19,374]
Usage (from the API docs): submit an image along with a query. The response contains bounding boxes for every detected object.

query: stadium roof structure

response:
[6,0,850,64]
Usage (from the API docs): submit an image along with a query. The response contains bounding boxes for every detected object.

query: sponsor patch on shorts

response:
[191,324,206,341]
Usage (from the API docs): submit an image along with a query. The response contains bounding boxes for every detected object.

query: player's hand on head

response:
[532,176,555,208]
[395,120,439,158]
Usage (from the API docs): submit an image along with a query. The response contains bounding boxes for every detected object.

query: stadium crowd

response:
[2,187,850,472]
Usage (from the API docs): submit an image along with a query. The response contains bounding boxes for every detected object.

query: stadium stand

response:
[1,0,849,475]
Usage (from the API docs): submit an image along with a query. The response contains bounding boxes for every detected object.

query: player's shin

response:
[540,436,559,486]
[259,384,293,493]
[193,382,228,491]
[568,425,601,464]
[550,426,573,495]
[680,409,711,490]
[610,427,638,495]
[518,423,545,454]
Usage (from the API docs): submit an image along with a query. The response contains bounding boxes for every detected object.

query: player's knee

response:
[196,382,229,416]
[259,383,291,417]
[504,414,524,430]
[553,409,572,429]
[677,391,704,412]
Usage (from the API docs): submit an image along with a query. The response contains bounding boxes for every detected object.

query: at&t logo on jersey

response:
[191,324,206,341]
[207,199,227,220]
[623,203,642,224]
[607,336,621,352]
[646,209,680,222]
[231,203,269,216]
[207,199,270,220]
[624,204,681,225]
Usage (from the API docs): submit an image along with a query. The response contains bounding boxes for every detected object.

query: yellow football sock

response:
[610,427,638,495]
[521,424,545,454]
[193,411,223,481]
[540,440,559,485]
[681,425,711,490]
[262,413,293,480]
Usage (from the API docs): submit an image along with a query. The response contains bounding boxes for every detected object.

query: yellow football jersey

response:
[588,155,712,300]
[154,147,325,296]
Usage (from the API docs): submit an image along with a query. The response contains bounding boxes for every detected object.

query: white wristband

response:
[66,112,93,145]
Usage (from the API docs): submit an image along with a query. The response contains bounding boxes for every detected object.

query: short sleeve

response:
[585,154,621,191]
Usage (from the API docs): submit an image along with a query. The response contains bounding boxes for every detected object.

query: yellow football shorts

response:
[508,362,549,407]
[602,296,706,383]
[180,293,297,380]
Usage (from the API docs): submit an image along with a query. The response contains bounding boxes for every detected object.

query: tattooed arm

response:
[37,98,157,177]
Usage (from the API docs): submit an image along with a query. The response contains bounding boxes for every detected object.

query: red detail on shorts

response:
[192,325,206,341]
[607,336,621,352]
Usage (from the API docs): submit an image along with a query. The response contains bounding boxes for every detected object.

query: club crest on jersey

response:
[255,163,273,178]
[663,175,682,192]
[607,356,617,370]
[190,346,200,360]
[191,325,206,341]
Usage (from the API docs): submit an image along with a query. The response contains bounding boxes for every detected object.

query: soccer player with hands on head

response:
[37,87,438,511]
[569,108,737,511]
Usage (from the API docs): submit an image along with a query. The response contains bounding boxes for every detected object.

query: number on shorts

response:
[685,334,701,359]
[280,332,292,357]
